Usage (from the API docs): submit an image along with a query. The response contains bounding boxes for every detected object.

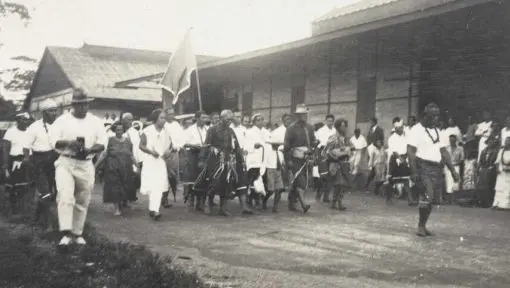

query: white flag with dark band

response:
[160,30,197,106]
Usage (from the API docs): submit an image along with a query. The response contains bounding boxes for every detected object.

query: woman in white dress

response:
[493,116,510,210]
[139,109,171,220]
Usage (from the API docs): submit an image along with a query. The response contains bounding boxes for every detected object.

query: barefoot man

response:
[407,103,459,237]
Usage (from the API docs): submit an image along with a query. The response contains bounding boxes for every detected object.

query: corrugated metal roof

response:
[314,0,401,23]
[45,44,219,102]
[313,0,469,24]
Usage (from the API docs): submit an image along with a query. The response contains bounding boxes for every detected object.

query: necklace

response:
[425,126,440,144]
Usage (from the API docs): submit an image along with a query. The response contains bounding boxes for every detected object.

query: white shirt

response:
[387,132,408,156]
[501,128,510,147]
[271,126,286,144]
[185,124,208,146]
[125,126,142,163]
[51,113,108,159]
[265,129,283,169]
[3,126,29,156]
[407,123,448,163]
[164,121,184,150]
[442,126,462,143]
[350,135,368,150]
[316,125,335,147]
[25,119,53,152]
[143,125,172,156]
[231,124,247,150]
[245,126,267,169]
[475,121,492,139]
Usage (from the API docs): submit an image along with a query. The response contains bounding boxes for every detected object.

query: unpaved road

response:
[88,186,510,288]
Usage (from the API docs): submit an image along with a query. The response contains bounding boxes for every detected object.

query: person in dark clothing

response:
[476,129,501,208]
[283,104,317,213]
[194,110,252,216]
[367,117,384,146]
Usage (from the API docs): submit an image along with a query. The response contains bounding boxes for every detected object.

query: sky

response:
[0,0,359,99]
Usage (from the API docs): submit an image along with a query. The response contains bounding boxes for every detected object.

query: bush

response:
[0,223,216,288]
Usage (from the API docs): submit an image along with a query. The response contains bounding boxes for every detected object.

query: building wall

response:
[226,32,418,138]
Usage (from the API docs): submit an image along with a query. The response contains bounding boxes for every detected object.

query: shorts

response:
[416,158,444,207]
[266,168,284,192]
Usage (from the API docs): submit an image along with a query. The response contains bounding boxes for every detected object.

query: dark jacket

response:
[367,125,384,146]
[283,121,316,162]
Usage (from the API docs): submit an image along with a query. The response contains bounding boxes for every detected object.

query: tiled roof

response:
[46,44,219,102]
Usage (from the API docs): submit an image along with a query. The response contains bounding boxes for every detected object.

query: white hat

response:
[39,99,58,111]
[295,104,309,114]
[393,119,404,128]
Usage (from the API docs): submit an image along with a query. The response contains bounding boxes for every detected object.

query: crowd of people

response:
[1,87,509,246]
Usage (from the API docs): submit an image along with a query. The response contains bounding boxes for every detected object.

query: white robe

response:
[140,125,170,203]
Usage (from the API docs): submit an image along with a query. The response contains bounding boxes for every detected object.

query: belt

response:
[416,157,442,167]
[32,150,54,155]
[61,154,92,161]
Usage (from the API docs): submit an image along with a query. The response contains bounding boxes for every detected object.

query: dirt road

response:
[88,187,510,288]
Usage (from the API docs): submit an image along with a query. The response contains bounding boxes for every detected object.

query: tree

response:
[0,1,34,104]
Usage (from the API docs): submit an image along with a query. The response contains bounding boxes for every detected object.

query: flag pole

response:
[195,67,203,111]
[189,27,203,111]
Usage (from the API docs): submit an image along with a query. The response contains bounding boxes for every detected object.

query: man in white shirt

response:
[2,111,31,215]
[263,122,286,212]
[349,128,368,176]
[26,99,60,225]
[315,114,335,148]
[387,117,415,205]
[231,111,247,150]
[52,88,107,246]
[183,111,209,211]
[163,107,183,208]
[475,110,493,162]
[245,113,267,209]
[272,114,293,190]
[407,103,459,237]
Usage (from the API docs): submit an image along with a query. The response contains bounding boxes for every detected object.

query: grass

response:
[0,219,216,288]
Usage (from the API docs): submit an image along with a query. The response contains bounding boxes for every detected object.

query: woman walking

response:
[139,109,172,220]
[96,122,138,216]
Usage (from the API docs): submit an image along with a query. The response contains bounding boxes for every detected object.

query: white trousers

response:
[55,156,95,236]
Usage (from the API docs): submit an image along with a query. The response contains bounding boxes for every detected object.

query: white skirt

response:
[140,156,169,196]
[493,170,510,209]
[444,166,460,194]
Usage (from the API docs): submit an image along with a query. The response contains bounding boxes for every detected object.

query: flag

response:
[160,30,197,107]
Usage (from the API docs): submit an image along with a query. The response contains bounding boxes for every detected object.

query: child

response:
[444,135,464,204]
[367,139,388,196]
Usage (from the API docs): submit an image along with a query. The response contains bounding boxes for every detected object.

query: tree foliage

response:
[0,1,34,100]
[0,1,31,21]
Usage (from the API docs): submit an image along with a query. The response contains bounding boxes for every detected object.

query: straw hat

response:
[39,98,58,111]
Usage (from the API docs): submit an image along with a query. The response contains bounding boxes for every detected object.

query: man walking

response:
[284,104,316,213]
[2,112,31,215]
[52,88,107,246]
[183,111,208,211]
[408,103,459,237]
[194,110,252,216]
[26,99,60,226]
